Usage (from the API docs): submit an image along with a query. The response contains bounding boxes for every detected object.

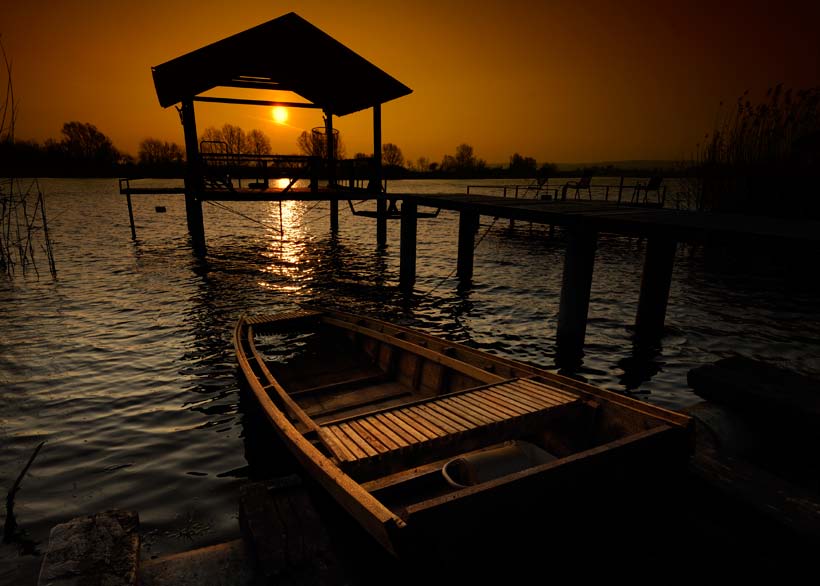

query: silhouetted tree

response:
[509,153,537,177]
[440,144,486,176]
[247,129,271,156]
[200,126,226,153]
[297,129,345,159]
[221,124,246,155]
[440,154,457,172]
[455,144,476,169]
[382,143,404,168]
[59,121,119,167]
[138,138,184,166]
[199,124,252,155]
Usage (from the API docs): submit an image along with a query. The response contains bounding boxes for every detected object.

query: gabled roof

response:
[151,12,412,116]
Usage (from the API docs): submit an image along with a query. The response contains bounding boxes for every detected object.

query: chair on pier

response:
[632,176,663,204]
[561,171,593,201]
[528,174,552,200]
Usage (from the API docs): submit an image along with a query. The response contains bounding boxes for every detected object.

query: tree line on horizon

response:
[0,121,569,179]
[7,83,817,221]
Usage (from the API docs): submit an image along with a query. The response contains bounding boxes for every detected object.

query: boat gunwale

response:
[233,314,407,555]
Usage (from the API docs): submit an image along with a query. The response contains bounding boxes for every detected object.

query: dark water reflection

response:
[1,178,818,581]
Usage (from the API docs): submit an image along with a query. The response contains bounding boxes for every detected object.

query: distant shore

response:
[1,161,689,181]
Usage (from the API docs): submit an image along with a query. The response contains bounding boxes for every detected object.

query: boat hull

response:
[234,306,694,556]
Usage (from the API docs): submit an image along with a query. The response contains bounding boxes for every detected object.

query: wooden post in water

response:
[125,190,136,240]
[325,112,339,233]
[635,236,677,341]
[180,100,206,253]
[373,104,386,247]
[556,226,598,360]
[400,199,417,291]
[457,211,480,280]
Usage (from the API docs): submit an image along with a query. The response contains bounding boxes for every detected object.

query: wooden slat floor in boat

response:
[321,378,579,465]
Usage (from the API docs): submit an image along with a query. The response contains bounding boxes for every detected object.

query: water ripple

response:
[1,178,818,571]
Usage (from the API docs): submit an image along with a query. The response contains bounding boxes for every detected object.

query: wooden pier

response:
[394,193,820,360]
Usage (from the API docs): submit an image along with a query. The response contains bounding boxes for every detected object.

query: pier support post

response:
[400,200,417,291]
[126,191,136,240]
[373,104,387,247]
[635,236,677,342]
[325,113,339,233]
[457,211,480,280]
[180,100,206,254]
[377,198,387,247]
[330,200,339,233]
[556,226,598,361]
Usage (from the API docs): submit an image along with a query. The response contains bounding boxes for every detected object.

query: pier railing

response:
[467,177,667,206]
[466,182,556,200]
[197,153,386,193]
[200,153,321,190]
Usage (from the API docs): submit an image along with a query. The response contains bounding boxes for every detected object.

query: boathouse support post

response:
[400,199,418,291]
[556,226,598,361]
[373,104,387,247]
[457,211,480,280]
[325,112,339,233]
[180,100,206,253]
[635,236,677,342]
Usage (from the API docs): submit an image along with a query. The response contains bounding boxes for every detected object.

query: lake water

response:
[2,177,819,582]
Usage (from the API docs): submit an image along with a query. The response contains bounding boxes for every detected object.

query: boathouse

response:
[137,13,820,366]
[150,12,412,250]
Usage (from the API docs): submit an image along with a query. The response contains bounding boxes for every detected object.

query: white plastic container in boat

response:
[441,440,557,488]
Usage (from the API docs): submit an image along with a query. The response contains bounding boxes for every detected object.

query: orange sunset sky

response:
[3,1,819,165]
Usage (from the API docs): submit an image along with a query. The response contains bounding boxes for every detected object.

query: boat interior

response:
[240,309,691,516]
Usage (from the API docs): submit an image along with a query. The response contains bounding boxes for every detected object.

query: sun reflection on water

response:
[259,199,313,292]
[273,177,292,190]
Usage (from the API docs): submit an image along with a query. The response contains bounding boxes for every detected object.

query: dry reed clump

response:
[1,36,56,278]
[694,84,820,218]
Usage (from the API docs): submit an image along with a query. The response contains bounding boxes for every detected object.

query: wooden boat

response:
[234,306,694,556]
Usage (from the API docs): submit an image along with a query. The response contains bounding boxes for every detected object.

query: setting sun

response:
[272,106,288,124]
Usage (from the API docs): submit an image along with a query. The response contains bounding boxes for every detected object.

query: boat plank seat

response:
[320,378,585,477]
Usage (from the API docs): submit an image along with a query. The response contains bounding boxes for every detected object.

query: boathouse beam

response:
[457,211,480,280]
[556,226,598,361]
[635,236,677,342]
[180,100,206,253]
[400,200,418,291]
[373,103,386,247]
[192,96,322,109]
